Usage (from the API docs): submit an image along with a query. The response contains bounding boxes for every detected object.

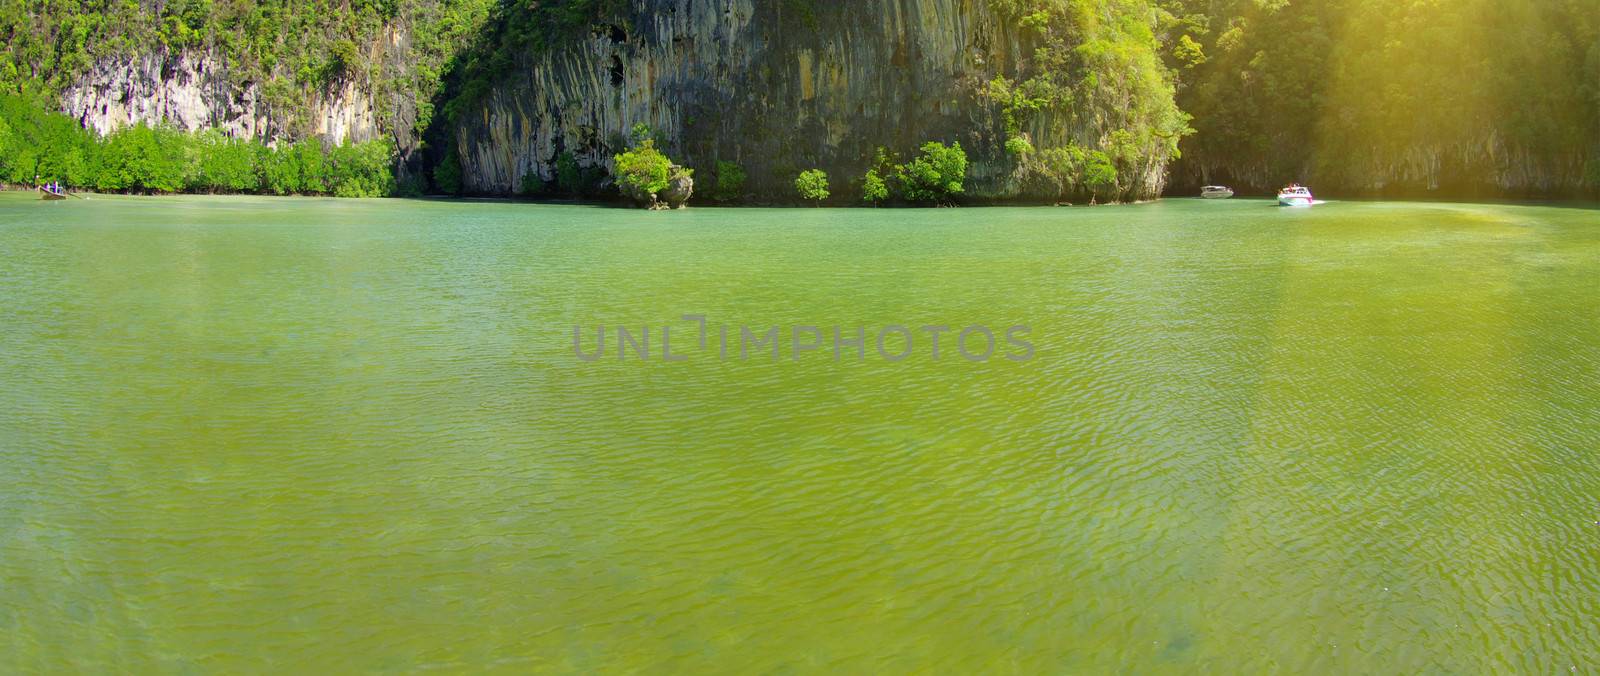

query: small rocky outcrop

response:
[620,163,694,209]
[660,165,694,208]
[618,177,655,207]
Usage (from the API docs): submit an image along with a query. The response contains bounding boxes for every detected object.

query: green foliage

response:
[613,139,672,204]
[1171,0,1599,192]
[984,0,1192,200]
[292,139,330,194]
[433,145,463,194]
[329,38,362,76]
[0,117,12,177]
[550,150,606,198]
[1034,144,1119,199]
[5,0,1593,200]
[895,141,968,204]
[983,76,1047,137]
[713,160,747,201]
[434,0,626,129]
[193,130,262,192]
[96,123,192,192]
[782,0,819,31]
[795,169,829,204]
[1081,150,1117,194]
[0,0,503,142]
[861,169,888,204]
[554,151,583,197]
[0,93,93,186]
[627,123,659,148]
[519,170,546,197]
[263,144,303,195]
[0,93,389,196]
[1172,34,1206,68]
[327,139,397,197]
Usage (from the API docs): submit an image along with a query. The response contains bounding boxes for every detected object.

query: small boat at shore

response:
[1277,185,1314,207]
[1201,185,1234,199]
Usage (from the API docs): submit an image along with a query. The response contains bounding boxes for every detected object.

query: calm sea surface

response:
[1,193,1597,671]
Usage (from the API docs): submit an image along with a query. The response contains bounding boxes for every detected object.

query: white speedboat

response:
[1277,185,1314,207]
[1201,185,1234,199]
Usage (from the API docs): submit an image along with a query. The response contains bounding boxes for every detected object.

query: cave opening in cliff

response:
[608,56,624,88]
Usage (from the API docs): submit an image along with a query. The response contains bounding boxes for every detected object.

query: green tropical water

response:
[1,193,1597,672]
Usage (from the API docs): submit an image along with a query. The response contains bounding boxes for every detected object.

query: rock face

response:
[661,166,694,208]
[1171,141,1597,200]
[450,0,1166,201]
[62,52,264,139]
[61,49,385,147]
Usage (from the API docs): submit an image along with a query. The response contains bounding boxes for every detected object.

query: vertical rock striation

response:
[452,0,1168,201]
[60,48,390,147]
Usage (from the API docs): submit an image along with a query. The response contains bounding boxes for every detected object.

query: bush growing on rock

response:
[613,139,671,205]
[1037,144,1119,201]
[613,136,692,208]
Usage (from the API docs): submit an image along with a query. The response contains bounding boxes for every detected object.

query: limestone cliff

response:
[449,0,1170,202]
[59,38,402,148]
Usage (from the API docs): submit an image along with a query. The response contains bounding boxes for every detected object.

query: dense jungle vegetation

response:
[1168,0,1600,195]
[0,0,501,140]
[985,0,1192,201]
[0,0,1594,199]
[0,93,396,195]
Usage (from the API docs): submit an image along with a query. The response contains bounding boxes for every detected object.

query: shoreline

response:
[7,189,1596,211]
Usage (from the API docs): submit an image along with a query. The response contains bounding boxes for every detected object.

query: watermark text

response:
[573,315,1034,363]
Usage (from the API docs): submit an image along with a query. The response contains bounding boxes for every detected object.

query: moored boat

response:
[1277,184,1314,207]
[1201,185,1234,199]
